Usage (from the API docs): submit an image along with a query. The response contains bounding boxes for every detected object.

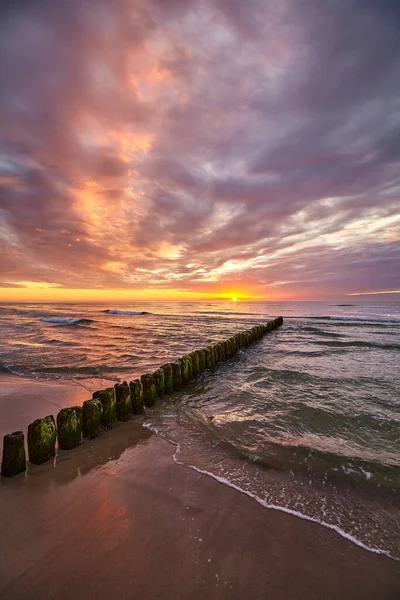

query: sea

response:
[0,301,399,559]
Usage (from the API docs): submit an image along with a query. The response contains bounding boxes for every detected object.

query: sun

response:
[232,297,238,302]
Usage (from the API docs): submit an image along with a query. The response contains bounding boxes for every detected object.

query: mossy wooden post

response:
[82,398,103,439]
[208,345,216,367]
[161,363,174,394]
[212,344,219,365]
[190,352,200,375]
[57,406,82,450]
[130,379,144,414]
[243,332,250,347]
[218,342,225,361]
[141,373,157,407]
[204,347,212,369]
[93,387,117,429]
[225,339,232,358]
[28,415,57,465]
[215,344,222,364]
[154,368,166,397]
[184,355,193,380]
[172,361,183,389]
[230,336,237,355]
[1,431,26,477]
[114,382,132,421]
[197,349,206,370]
[179,357,190,384]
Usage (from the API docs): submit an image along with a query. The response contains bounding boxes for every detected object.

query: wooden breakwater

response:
[1,317,283,477]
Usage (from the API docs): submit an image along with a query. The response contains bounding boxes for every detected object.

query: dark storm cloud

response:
[0,0,399,297]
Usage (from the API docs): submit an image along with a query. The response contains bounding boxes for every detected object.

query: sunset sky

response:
[0,0,399,302]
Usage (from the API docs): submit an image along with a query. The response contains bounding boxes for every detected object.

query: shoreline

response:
[2,371,399,563]
[0,372,114,441]
[1,425,399,600]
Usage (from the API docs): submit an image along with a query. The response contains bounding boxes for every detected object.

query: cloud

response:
[0,0,399,299]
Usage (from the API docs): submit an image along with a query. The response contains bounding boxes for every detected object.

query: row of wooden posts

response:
[1,317,283,477]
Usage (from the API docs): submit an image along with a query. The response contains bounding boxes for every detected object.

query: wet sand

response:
[0,419,399,600]
[0,373,112,440]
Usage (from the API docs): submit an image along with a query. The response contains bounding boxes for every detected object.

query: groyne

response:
[1,317,283,477]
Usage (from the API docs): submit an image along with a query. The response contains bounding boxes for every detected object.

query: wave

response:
[41,317,94,325]
[301,326,343,338]
[0,364,27,376]
[171,445,396,560]
[103,309,150,315]
[32,364,134,375]
[328,316,400,324]
[289,316,400,326]
[333,304,357,307]
[47,338,81,346]
[316,340,400,350]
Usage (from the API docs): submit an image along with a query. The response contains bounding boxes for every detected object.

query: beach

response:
[1,417,399,600]
[0,373,111,442]
[1,301,399,563]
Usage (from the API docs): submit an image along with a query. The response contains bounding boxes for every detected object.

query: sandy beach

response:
[0,373,113,441]
[1,411,399,600]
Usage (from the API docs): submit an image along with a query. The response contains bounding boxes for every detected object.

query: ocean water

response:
[1,301,399,558]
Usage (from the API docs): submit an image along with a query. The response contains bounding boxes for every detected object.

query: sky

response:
[0,0,399,302]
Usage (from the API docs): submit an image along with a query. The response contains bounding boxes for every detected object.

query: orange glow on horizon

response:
[0,285,262,303]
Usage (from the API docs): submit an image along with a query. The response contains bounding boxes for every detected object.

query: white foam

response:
[143,422,160,434]
[106,310,144,315]
[172,446,397,561]
[42,317,79,324]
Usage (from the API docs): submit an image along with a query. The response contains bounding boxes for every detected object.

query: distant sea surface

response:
[1,301,399,558]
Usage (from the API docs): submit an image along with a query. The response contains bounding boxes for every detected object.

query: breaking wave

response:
[103,309,151,315]
[41,317,94,325]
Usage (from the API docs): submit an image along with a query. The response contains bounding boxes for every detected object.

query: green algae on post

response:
[161,363,174,394]
[130,379,144,414]
[28,415,57,465]
[212,344,220,364]
[172,361,183,389]
[141,373,157,407]
[184,355,193,379]
[179,357,190,384]
[197,349,206,370]
[204,347,213,369]
[82,398,103,439]
[93,387,117,429]
[57,406,82,450]
[190,351,200,375]
[1,431,26,477]
[224,339,231,358]
[154,368,166,397]
[114,382,132,420]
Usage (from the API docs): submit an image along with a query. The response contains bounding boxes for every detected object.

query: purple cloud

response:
[0,0,399,298]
